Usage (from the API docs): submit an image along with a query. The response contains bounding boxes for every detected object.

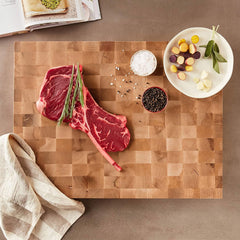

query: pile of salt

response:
[130,50,157,76]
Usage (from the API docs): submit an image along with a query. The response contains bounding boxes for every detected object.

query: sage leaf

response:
[205,40,214,58]
[213,43,219,53]
[213,54,220,73]
[214,51,227,62]
[201,26,227,74]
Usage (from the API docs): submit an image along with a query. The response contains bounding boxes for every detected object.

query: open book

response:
[0,0,101,37]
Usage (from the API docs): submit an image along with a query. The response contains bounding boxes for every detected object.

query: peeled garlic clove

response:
[201,70,208,80]
[193,77,200,83]
[197,81,205,90]
[203,79,212,89]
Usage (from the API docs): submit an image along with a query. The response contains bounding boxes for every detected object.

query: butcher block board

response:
[14,41,223,199]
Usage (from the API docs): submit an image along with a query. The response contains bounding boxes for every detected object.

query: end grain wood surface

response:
[14,41,223,199]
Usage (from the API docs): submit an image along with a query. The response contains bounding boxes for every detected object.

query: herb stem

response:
[69,73,79,118]
[77,63,84,107]
[211,25,220,41]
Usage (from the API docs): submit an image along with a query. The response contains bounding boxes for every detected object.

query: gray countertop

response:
[1,0,240,239]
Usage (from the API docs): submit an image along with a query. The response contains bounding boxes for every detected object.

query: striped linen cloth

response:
[0,133,85,240]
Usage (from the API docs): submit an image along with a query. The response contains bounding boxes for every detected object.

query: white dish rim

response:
[163,27,234,99]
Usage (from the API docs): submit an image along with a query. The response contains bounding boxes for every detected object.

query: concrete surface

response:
[0,0,240,239]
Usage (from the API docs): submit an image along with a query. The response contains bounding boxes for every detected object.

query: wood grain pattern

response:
[14,41,223,199]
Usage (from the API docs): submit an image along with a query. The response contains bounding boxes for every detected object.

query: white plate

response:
[163,27,234,98]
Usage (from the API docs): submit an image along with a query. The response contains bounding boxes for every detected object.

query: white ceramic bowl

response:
[163,27,234,98]
[130,50,157,76]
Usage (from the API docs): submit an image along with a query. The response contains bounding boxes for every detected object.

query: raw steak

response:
[36,65,130,171]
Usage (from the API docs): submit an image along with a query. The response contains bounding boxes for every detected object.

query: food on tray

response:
[170,65,178,73]
[168,35,201,80]
[200,25,227,73]
[191,35,199,44]
[142,87,167,112]
[194,70,212,92]
[193,77,200,83]
[178,38,186,46]
[169,55,177,63]
[36,64,130,171]
[201,70,208,79]
[177,56,184,65]
[177,65,185,71]
[202,79,212,90]
[164,26,233,98]
[185,57,195,66]
[192,51,201,59]
[130,50,157,76]
[197,81,205,90]
[22,0,68,17]
[181,51,191,59]
[179,42,189,52]
[185,66,193,72]
[197,79,212,92]
[171,47,180,54]
[189,43,197,54]
[177,72,186,80]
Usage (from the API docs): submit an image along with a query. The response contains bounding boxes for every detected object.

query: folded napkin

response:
[0,133,85,240]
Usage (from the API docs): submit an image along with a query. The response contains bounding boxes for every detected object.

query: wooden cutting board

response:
[14,41,223,199]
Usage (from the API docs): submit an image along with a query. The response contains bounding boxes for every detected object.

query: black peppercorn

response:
[142,87,167,112]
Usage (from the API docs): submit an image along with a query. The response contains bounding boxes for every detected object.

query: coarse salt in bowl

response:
[130,50,157,76]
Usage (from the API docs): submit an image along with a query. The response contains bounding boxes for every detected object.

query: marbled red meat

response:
[36,65,130,171]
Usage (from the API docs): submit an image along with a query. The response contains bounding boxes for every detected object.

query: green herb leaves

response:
[69,71,79,119]
[214,50,227,62]
[213,43,219,53]
[205,40,214,58]
[213,53,220,73]
[77,64,84,107]
[200,26,227,74]
[58,64,84,125]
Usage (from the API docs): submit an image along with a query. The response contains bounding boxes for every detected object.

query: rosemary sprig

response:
[58,64,75,125]
[69,73,79,119]
[77,63,84,107]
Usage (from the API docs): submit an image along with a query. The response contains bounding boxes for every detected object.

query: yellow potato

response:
[185,66,193,72]
[179,42,189,52]
[178,38,186,46]
[170,65,177,73]
[171,47,180,54]
[191,35,199,44]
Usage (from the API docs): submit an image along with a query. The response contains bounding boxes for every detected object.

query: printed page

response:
[0,0,25,36]
[24,0,84,28]
[23,0,101,29]
[83,0,101,21]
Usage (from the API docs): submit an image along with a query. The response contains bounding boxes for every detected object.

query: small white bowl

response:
[130,50,157,76]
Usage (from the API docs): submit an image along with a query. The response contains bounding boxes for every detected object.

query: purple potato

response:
[177,65,185,71]
[169,55,177,63]
[181,51,191,59]
[193,51,201,59]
